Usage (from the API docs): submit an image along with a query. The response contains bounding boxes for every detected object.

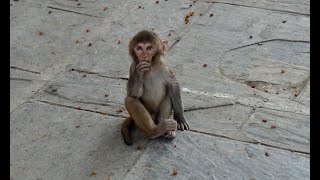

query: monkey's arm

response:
[167,70,190,130]
[127,63,144,98]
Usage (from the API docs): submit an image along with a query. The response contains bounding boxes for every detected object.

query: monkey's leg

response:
[125,97,176,139]
[121,117,134,145]
[157,95,177,139]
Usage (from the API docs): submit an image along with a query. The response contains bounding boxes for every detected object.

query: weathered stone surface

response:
[10,1,103,74]
[220,40,309,97]
[125,131,309,180]
[10,102,145,180]
[208,0,310,15]
[10,78,46,112]
[243,107,310,153]
[294,79,310,106]
[34,71,129,117]
[184,104,253,140]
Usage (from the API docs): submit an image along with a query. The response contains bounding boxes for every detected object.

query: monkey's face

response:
[134,42,156,62]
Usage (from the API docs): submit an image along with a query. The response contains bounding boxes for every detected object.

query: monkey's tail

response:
[121,117,134,145]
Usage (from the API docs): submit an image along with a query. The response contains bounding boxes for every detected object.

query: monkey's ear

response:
[161,40,168,55]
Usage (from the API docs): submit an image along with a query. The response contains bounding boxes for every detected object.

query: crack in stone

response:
[291,75,309,100]
[225,39,309,54]
[47,6,104,18]
[10,66,41,74]
[189,129,309,155]
[206,1,309,16]
[36,100,127,118]
[184,103,235,112]
[10,78,33,82]
[70,68,129,80]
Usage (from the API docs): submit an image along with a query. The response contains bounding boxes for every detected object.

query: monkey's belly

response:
[140,84,166,114]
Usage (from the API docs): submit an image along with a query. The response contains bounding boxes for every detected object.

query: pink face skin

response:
[134,42,156,62]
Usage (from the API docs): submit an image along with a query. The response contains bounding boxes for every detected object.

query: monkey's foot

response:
[163,130,176,138]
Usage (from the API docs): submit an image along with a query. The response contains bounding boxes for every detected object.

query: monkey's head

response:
[129,30,166,63]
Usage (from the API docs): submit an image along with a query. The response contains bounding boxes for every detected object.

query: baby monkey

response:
[121,30,190,145]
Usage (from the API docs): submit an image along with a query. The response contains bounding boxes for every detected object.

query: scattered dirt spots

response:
[38,31,44,35]
[262,119,267,123]
[281,69,285,74]
[210,13,213,17]
[103,7,108,11]
[156,1,159,4]
[75,40,79,43]
[271,124,277,129]
[90,171,97,177]
[171,169,178,175]
[101,112,108,115]
[76,125,80,128]
[203,64,207,67]
[88,43,92,47]
[48,11,52,14]
[86,29,90,33]
[82,74,87,78]
[265,152,270,156]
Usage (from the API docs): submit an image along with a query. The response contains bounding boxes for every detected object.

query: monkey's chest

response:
[140,78,167,113]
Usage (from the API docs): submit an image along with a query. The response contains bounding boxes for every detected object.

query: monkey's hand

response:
[136,61,150,79]
[174,114,190,131]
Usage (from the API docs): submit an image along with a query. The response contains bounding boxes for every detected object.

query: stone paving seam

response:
[207,1,310,16]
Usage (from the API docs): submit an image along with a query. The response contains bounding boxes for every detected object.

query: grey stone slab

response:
[10,102,145,180]
[10,1,103,73]
[34,71,129,117]
[242,108,310,153]
[168,3,309,70]
[10,79,46,112]
[125,131,309,180]
[184,104,253,140]
[208,0,310,15]
[47,0,130,18]
[294,79,310,106]
[69,0,212,78]
[220,40,309,98]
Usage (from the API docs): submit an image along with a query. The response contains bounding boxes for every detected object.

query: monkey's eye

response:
[146,46,153,51]
[136,46,142,51]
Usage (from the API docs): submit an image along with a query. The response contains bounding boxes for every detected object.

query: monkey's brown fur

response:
[121,30,189,145]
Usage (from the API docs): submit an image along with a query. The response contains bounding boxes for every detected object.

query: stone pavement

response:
[10,0,310,179]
